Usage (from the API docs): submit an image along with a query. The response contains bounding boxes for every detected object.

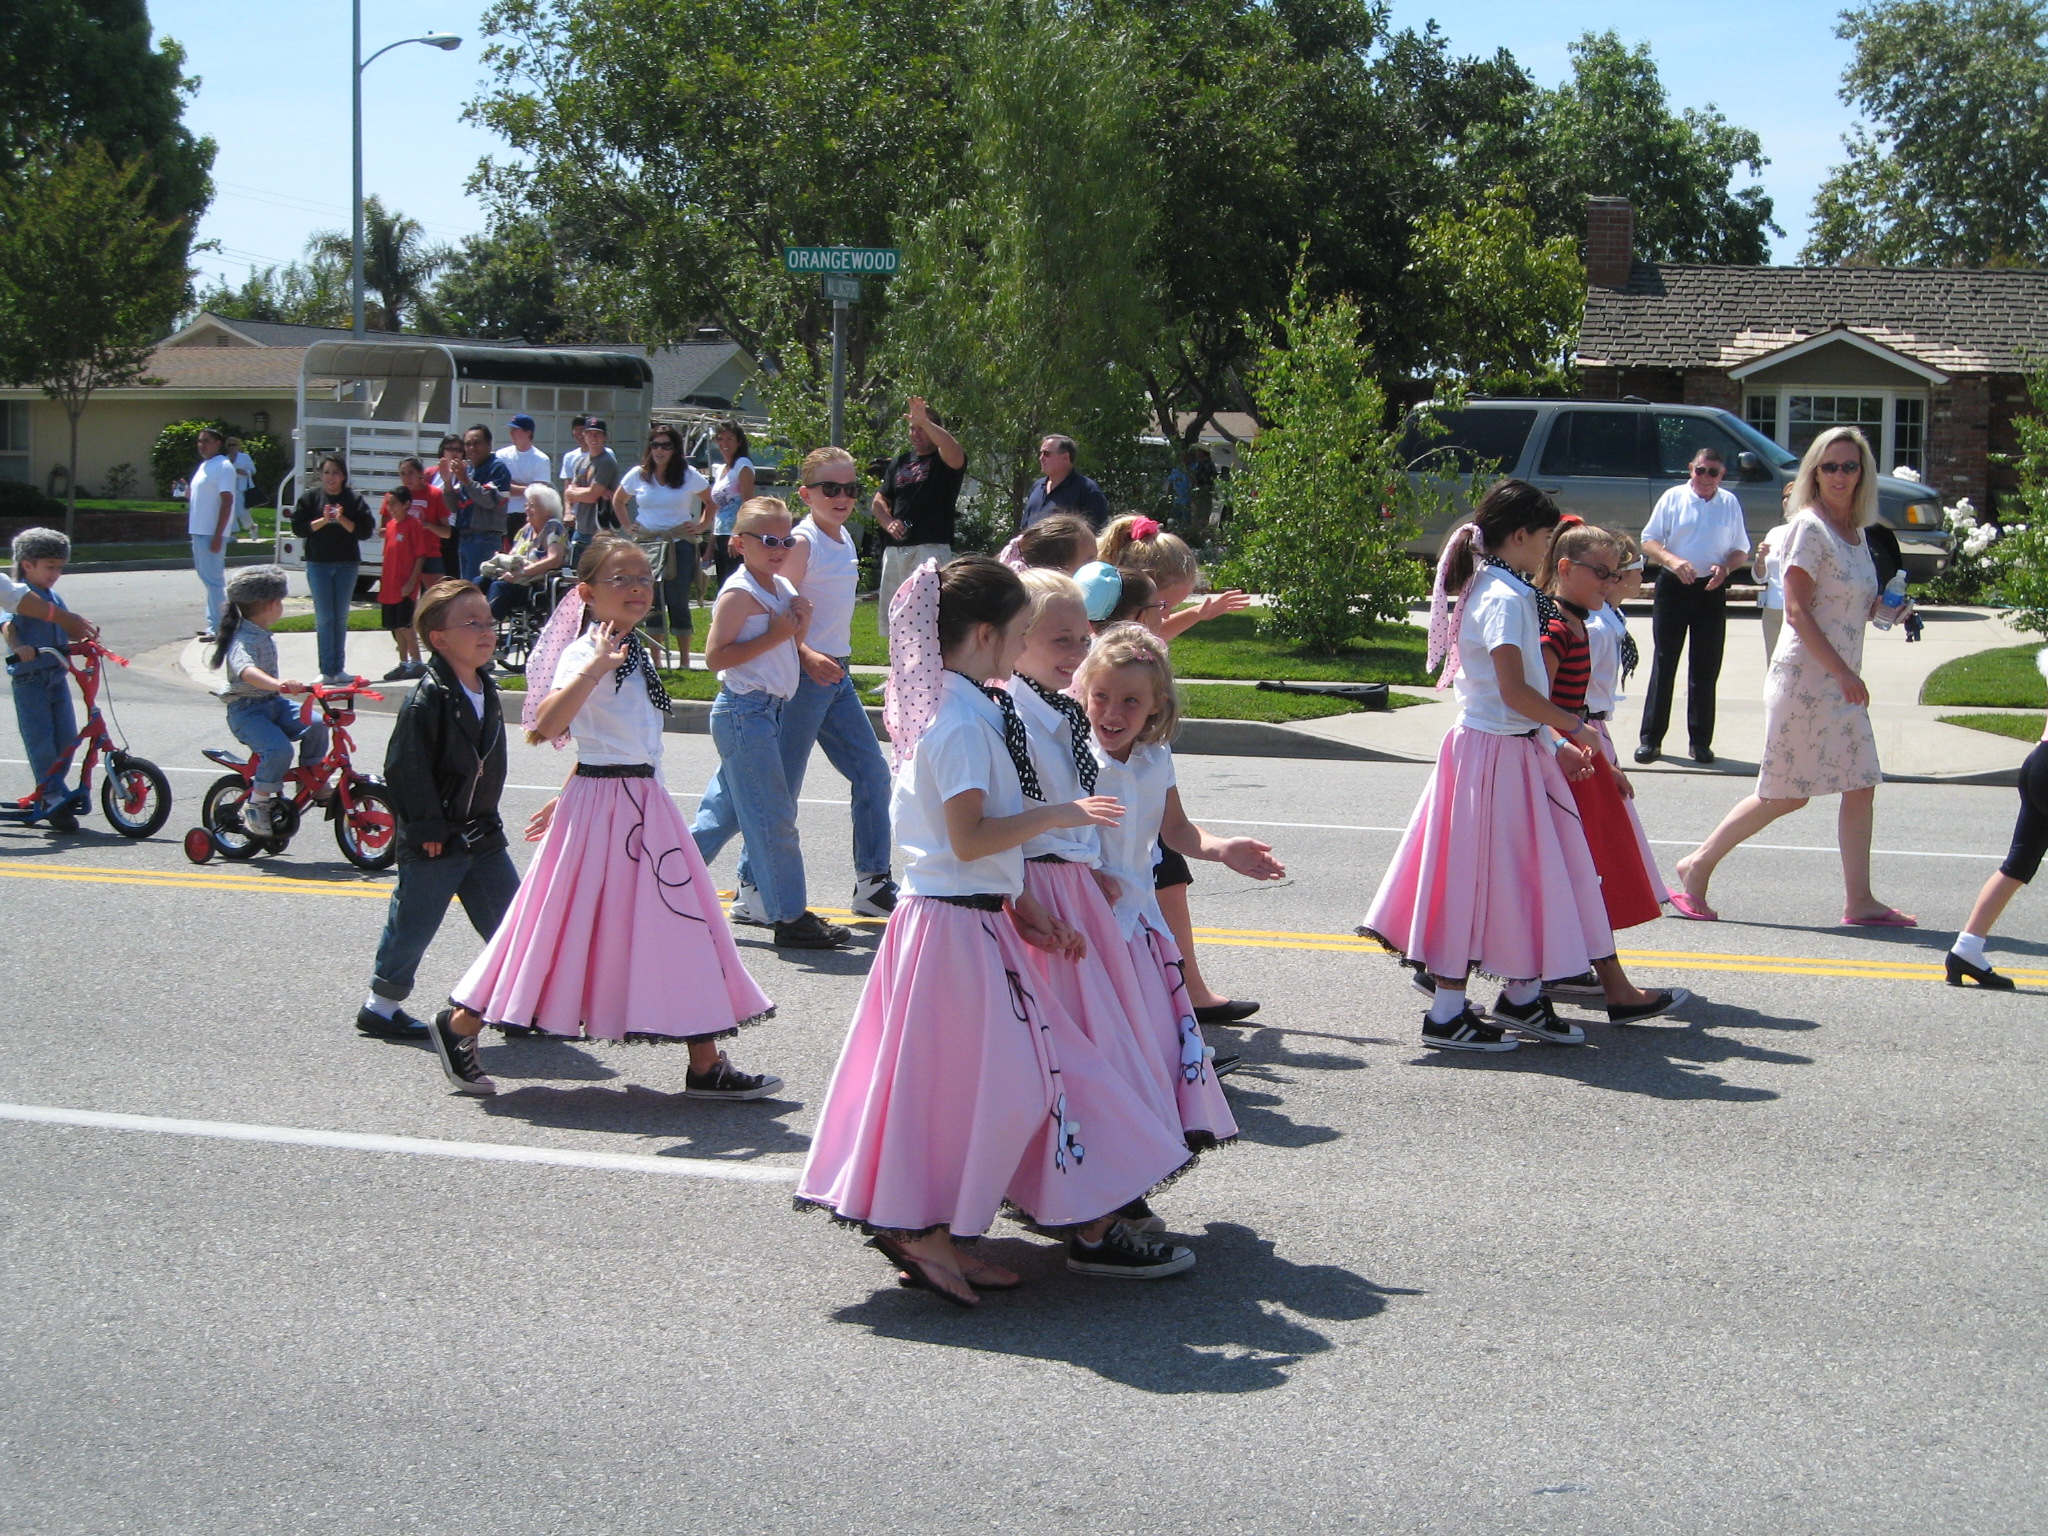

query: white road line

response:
[0,1103,799,1184]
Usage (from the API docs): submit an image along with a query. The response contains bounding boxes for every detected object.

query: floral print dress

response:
[1758,509,1882,800]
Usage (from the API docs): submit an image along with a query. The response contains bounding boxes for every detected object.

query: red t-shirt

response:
[378,499,444,603]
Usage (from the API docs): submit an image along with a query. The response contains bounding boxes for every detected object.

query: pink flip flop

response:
[1844,908,1918,927]
[1667,890,1719,922]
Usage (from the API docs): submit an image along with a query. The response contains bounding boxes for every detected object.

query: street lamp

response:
[352,3,461,337]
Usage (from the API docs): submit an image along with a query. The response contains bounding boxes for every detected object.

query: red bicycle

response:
[0,640,172,837]
[183,677,397,871]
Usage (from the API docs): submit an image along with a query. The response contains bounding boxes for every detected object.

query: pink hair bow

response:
[1425,524,1486,691]
[1130,516,1162,540]
[883,558,945,767]
[521,585,588,747]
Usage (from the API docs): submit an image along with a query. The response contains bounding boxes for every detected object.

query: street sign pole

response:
[784,247,896,447]
[830,299,848,448]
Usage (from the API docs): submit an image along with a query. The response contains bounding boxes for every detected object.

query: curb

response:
[69,555,274,575]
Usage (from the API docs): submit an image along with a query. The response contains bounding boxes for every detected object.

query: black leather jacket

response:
[383,655,508,860]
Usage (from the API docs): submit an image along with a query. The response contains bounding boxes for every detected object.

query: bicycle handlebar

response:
[35,641,128,668]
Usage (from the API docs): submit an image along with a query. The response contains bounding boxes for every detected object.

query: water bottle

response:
[1873,570,1908,630]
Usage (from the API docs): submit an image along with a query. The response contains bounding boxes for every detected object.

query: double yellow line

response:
[5,860,2041,986]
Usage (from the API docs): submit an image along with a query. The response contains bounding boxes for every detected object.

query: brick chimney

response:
[1586,197,1635,287]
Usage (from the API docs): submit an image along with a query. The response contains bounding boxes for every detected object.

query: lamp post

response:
[352,3,461,338]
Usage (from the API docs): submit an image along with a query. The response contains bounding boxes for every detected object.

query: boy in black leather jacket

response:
[355,580,517,1039]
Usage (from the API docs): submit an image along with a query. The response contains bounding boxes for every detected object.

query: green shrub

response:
[151,420,287,503]
[0,480,66,523]
[100,462,138,500]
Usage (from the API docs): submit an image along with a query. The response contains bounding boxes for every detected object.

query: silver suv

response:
[1400,399,1951,580]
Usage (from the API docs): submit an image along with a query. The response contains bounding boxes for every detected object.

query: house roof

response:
[1579,262,2048,374]
[644,341,754,407]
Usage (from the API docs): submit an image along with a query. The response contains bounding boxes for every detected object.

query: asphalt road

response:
[2,582,2044,1534]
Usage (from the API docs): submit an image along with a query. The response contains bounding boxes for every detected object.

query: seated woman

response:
[482,484,570,621]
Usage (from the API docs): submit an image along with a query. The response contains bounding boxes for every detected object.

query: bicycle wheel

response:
[335,780,397,871]
[100,755,173,839]
[201,774,263,860]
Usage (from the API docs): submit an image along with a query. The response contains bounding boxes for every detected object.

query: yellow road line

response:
[8,864,2042,984]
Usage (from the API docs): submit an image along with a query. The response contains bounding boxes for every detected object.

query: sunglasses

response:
[1690,463,1724,477]
[744,532,800,549]
[650,439,680,452]
[805,479,861,498]
[1818,460,1862,476]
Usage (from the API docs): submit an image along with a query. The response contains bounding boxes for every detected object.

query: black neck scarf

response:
[613,631,673,715]
[948,670,1043,800]
[1484,554,1562,629]
[1019,676,1097,795]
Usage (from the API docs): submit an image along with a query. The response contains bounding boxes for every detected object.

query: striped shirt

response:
[1542,612,1592,712]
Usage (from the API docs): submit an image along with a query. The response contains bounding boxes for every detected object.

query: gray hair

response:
[525,484,564,519]
[11,526,70,566]
[225,564,290,606]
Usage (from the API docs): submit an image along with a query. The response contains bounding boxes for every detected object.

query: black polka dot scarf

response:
[1020,675,1097,795]
[613,631,673,715]
[1485,554,1561,630]
[952,670,1043,801]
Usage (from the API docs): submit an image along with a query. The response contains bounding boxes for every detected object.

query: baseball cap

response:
[508,412,536,433]
[578,415,608,434]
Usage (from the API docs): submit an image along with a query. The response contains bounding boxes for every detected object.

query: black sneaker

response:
[355,1004,427,1040]
[1407,963,1437,1000]
[1067,1224,1196,1279]
[682,1052,784,1100]
[1491,993,1586,1045]
[426,1008,496,1096]
[774,910,852,949]
[1542,969,1605,1002]
[1606,986,1692,1025]
[1116,1198,1167,1235]
[1421,1005,1517,1052]
[1212,1053,1244,1078]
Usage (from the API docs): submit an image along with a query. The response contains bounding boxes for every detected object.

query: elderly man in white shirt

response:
[1636,447,1752,765]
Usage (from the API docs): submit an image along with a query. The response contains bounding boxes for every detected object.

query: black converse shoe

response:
[1067,1224,1196,1279]
[1606,987,1692,1025]
[426,1008,497,1096]
[355,1004,427,1040]
[774,910,852,949]
[683,1052,784,1100]
[1491,993,1586,1045]
[1406,962,1436,1000]
[1542,969,1605,1002]
[1421,1004,1517,1052]
[850,874,899,918]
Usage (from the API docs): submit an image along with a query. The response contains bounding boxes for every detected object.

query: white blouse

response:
[715,566,801,698]
[553,632,666,766]
[1090,739,1176,939]
[895,672,1026,899]
[1004,676,1099,865]
[617,465,709,534]
[1584,602,1629,714]
[1454,564,1546,734]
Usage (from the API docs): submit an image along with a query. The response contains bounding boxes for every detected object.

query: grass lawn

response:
[849,675,1422,722]
[1921,644,2048,707]
[1937,712,2046,743]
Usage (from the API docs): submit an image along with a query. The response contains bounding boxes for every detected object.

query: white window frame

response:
[1739,387,1930,475]
[0,400,30,483]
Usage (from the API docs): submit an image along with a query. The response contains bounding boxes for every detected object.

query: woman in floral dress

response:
[1671,427,1917,926]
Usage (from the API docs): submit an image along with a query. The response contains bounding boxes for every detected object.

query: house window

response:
[1744,394,1778,442]
[1787,394,1886,459]
[0,402,29,483]
[1892,397,1926,474]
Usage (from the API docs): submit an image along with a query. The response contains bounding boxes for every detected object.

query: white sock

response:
[363,993,401,1019]
[1504,978,1541,1007]
[1951,932,1989,967]
[1427,985,1467,1024]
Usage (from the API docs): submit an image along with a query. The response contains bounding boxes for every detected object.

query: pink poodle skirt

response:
[451,768,773,1040]
[1593,718,1670,906]
[1021,859,1236,1150]
[796,894,1193,1236]
[1360,725,1615,982]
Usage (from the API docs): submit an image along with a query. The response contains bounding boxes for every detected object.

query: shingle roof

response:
[1579,262,2048,374]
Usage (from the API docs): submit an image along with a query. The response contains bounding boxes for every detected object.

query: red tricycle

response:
[182,677,397,871]
[0,640,173,837]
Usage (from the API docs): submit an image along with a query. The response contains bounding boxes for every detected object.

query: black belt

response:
[927,893,1006,911]
[574,762,655,778]
[1027,853,1075,864]
[1586,710,1610,721]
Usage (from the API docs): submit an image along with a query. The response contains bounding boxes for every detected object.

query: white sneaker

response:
[727,883,770,927]
[851,873,899,918]
[242,797,274,836]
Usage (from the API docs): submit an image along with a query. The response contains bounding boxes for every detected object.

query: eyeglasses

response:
[1690,463,1724,477]
[1575,561,1621,583]
[439,618,496,635]
[744,532,800,549]
[805,479,860,498]
[1818,460,1862,476]
[596,573,653,590]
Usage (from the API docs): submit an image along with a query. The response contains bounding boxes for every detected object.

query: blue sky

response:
[159,0,1861,294]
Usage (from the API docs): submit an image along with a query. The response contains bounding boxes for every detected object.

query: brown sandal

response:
[869,1235,977,1308]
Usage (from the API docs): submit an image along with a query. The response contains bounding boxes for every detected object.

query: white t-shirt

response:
[496,444,552,518]
[1643,484,1751,571]
[553,632,666,766]
[710,456,754,536]
[1090,739,1175,939]
[714,566,800,698]
[793,514,857,659]
[460,679,486,718]
[618,464,709,535]
[1454,564,1546,735]
[1004,675,1098,865]
[0,572,30,614]
[1584,602,1629,714]
[896,672,1025,899]
[187,454,238,536]
[1759,530,1788,610]
[231,451,256,522]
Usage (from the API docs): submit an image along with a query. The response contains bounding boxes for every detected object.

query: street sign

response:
[822,274,862,303]
[784,246,900,275]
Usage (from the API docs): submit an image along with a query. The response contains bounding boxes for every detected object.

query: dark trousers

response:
[1639,573,1727,754]
[369,844,520,1002]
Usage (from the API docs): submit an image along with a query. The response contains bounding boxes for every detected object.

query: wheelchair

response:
[489,570,573,675]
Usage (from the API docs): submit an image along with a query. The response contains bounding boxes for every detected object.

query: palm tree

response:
[308,196,448,331]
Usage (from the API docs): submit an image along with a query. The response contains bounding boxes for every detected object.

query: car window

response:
[1538,411,1646,478]
[1652,413,1746,477]
[1399,408,1538,475]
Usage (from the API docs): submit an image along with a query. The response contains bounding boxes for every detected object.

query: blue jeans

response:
[226,694,329,793]
[732,661,891,889]
[458,530,503,584]
[10,661,76,805]
[692,688,808,923]
[191,535,226,633]
[369,844,521,1001]
[304,560,357,680]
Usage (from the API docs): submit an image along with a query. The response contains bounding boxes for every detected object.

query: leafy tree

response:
[0,0,214,256]
[429,219,602,342]
[306,196,448,333]
[883,1,1159,525]
[1406,183,1584,393]
[151,419,286,504]
[1220,266,1432,653]
[1985,366,2048,633]
[1806,0,2048,266]
[192,257,350,328]
[0,141,188,535]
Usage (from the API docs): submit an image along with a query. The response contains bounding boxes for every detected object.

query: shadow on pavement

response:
[829,1221,1417,1394]
[477,1079,812,1159]
[1212,1079,1344,1147]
